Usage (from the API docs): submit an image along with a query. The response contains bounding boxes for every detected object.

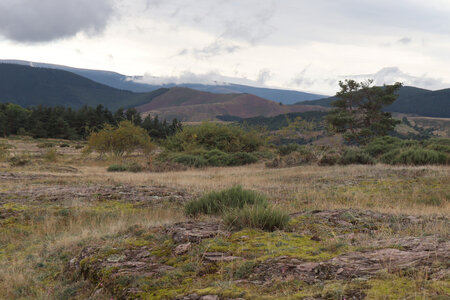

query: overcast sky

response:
[1,0,449,94]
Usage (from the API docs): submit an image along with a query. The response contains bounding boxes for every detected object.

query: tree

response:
[326,79,402,144]
[84,121,154,157]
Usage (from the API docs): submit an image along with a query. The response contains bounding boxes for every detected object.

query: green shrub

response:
[185,185,268,216]
[426,143,450,154]
[172,154,207,168]
[364,136,402,157]
[202,149,232,166]
[318,153,340,166]
[223,205,290,231]
[165,122,264,153]
[386,148,447,165]
[107,164,128,172]
[228,152,258,166]
[277,144,301,156]
[339,149,376,165]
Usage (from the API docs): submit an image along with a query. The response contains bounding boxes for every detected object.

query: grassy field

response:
[0,137,449,299]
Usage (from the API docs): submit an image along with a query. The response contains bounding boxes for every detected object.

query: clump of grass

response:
[107,162,144,172]
[59,143,70,148]
[184,185,268,216]
[223,205,290,231]
[43,148,58,162]
[107,164,128,172]
[382,148,448,165]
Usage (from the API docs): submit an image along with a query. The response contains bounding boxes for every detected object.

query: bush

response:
[339,149,376,165]
[278,144,301,156]
[223,205,290,231]
[107,164,128,172]
[318,153,340,166]
[38,142,55,148]
[228,152,258,166]
[84,121,154,157]
[172,154,208,168]
[383,148,447,165]
[185,186,268,216]
[202,149,232,166]
[165,122,264,153]
[126,162,144,172]
[60,143,70,148]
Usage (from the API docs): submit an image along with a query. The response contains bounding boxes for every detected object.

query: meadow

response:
[0,136,449,299]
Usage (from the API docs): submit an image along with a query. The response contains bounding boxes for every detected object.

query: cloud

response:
[397,37,412,45]
[0,0,115,43]
[256,69,273,85]
[180,38,241,59]
[135,70,259,86]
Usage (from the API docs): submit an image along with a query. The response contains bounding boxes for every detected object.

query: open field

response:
[0,137,449,299]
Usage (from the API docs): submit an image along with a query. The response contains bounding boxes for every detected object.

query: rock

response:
[174,242,192,255]
[201,295,219,300]
[204,252,241,262]
[168,221,228,244]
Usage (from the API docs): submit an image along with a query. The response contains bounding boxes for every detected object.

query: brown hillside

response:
[136,87,327,121]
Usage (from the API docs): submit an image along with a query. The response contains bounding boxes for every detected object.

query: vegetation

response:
[0,103,181,140]
[84,121,154,157]
[0,63,169,110]
[184,186,268,216]
[327,79,402,144]
[223,205,290,231]
[165,122,264,153]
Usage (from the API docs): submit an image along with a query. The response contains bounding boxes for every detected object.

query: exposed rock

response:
[168,221,228,244]
[174,242,192,255]
[203,252,241,262]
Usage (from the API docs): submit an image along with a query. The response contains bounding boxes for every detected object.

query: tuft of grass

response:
[107,164,128,172]
[43,148,58,162]
[184,185,268,216]
[223,205,290,231]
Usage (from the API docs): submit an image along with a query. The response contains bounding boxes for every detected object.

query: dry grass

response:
[0,136,449,299]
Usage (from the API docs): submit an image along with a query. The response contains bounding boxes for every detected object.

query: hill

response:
[298,86,450,118]
[136,87,328,122]
[0,63,168,110]
[0,60,326,104]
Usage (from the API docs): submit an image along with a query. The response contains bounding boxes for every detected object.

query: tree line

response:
[0,103,182,140]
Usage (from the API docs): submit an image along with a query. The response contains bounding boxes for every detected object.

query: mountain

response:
[0,60,326,104]
[0,63,168,110]
[136,87,328,122]
[298,86,450,118]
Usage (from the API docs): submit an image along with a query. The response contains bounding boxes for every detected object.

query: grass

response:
[223,205,290,231]
[0,136,449,299]
[184,185,268,216]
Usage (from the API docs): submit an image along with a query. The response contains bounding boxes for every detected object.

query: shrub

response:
[387,148,447,165]
[365,136,402,157]
[0,144,9,161]
[223,205,290,231]
[84,121,154,157]
[172,154,207,168]
[202,149,232,166]
[426,143,450,154]
[318,153,340,166]
[107,164,128,172]
[165,122,264,153]
[60,143,70,148]
[228,152,258,166]
[185,185,268,216]
[278,144,301,156]
[339,148,376,165]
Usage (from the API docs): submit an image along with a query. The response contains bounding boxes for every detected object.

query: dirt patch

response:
[0,183,191,206]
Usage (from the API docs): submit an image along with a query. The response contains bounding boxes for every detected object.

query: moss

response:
[201,229,352,261]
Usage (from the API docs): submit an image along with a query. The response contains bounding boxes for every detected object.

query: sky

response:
[1,0,449,95]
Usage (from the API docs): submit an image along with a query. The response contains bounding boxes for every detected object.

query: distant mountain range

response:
[0,60,448,119]
[0,63,326,120]
[299,86,450,118]
[0,63,167,110]
[135,87,327,121]
[0,60,326,104]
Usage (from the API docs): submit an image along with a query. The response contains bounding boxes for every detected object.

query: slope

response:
[0,63,168,110]
[297,86,450,118]
[136,87,328,122]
